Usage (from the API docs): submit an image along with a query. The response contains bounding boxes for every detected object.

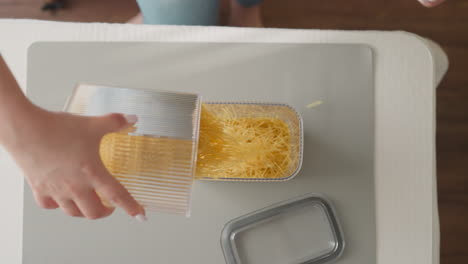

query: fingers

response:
[33,193,59,209]
[32,184,114,219]
[93,167,146,221]
[73,189,115,220]
[56,199,84,218]
[418,0,446,7]
[91,113,138,135]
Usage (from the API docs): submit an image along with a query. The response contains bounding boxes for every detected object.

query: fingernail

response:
[134,214,147,222]
[123,114,138,124]
[418,0,444,6]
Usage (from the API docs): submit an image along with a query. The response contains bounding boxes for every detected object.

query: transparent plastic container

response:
[65,84,201,217]
[64,84,304,215]
[196,102,303,182]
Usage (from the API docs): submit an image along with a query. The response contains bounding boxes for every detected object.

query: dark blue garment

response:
[236,0,263,7]
[136,0,263,25]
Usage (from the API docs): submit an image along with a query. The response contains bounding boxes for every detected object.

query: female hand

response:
[0,55,145,221]
[2,105,146,221]
[418,0,447,7]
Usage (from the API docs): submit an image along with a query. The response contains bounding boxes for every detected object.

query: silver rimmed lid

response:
[221,194,345,264]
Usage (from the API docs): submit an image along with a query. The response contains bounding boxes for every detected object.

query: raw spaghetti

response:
[196,104,293,179]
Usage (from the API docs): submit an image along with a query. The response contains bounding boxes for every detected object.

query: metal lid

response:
[221,194,345,264]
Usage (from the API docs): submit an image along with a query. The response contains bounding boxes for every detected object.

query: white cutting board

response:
[24,42,374,264]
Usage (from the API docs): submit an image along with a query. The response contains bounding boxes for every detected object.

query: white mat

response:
[0,19,448,264]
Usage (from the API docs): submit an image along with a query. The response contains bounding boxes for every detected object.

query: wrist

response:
[0,100,44,149]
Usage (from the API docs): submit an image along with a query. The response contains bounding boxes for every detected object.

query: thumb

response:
[92,113,138,135]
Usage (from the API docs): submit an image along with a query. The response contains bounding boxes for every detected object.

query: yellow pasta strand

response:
[196,104,292,179]
[100,104,294,182]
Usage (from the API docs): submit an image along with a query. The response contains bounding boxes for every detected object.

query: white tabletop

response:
[0,19,448,264]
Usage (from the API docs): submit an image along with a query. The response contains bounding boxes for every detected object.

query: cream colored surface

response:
[0,19,448,264]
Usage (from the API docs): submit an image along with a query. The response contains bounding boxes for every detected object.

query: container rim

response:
[220,193,345,264]
[198,101,304,182]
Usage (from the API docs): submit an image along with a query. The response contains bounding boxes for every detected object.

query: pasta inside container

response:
[196,103,303,181]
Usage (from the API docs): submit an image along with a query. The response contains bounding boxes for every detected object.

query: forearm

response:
[0,55,37,146]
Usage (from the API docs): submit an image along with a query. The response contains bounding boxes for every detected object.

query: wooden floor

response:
[1,0,467,263]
